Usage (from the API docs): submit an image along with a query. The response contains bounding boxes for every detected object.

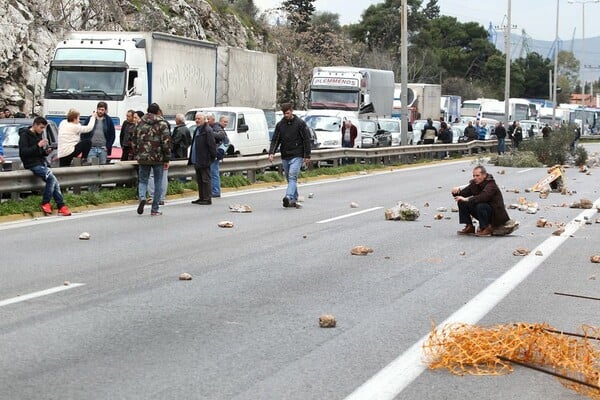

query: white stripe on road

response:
[344,202,598,400]
[0,283,85,308]
[517,168,535,174]
[316,207,383,224]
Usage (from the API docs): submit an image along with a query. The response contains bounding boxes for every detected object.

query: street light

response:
[568,0,600,106]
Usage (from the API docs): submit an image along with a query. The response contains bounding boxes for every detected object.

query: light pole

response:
[568,0,599,106]
[552,0,559,127]
[31,71,43,117]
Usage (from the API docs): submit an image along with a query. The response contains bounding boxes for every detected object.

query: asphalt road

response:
[1,154,599,400]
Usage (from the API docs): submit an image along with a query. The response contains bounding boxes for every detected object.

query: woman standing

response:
[57,109,96,167]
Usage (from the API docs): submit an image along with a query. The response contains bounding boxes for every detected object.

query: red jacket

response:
[341,124,357,147]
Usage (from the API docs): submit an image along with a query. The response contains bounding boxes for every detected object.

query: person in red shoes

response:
[451,165,509,237]
[18,117,72,216]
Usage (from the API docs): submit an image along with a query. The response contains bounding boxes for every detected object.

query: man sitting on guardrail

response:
[18,117,72,216]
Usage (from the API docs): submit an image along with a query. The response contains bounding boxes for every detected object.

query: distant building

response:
[569,93,596,107]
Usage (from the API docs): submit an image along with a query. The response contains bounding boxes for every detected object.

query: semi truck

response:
[440,95,461,122]
[43,32,277,126]
[307,66,394,118]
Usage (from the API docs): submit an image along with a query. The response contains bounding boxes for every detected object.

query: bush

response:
[573,145,588,167]
[518,125,576,166]
[491,151,542,168]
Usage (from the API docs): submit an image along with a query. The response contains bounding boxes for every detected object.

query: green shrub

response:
[491,151,543,168]
[573,145,588,167]
[518,126,575,166]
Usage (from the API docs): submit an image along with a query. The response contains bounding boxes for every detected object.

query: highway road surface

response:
[1,155,599,399]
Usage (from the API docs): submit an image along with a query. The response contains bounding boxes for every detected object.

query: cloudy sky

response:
[253,0,600,42]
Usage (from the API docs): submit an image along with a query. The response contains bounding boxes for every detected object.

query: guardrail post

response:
[247,169,256,183]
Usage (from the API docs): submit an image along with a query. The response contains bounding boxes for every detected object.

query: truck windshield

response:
[308,90,359,110]
[46,68,126,100]
[304,115,341,132]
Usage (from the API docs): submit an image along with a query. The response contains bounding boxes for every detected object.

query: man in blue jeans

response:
[268,103,311,208]
[18,117,72,216]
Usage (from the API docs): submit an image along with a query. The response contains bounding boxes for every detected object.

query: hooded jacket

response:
[18,126,49,169]
[458,173,510,227]
[269,115,311,160]
[133,113,171,164]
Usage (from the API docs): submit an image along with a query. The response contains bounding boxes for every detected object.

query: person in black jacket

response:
[494,121,507,155]
[188,112,216,205]
[18,117,72,216]
[268,103,311,208]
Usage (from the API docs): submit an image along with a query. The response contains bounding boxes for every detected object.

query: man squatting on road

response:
[452,165,510,237]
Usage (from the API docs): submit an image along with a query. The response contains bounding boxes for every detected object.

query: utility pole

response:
[400,0,408,146]
[495,2,516,124]
[552,0,559,127]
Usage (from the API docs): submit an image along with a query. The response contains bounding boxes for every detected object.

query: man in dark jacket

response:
[171,113,192,160]
[494,121,507,155]
[463,121,478,141]
[18,117,72,216]
[420,118,437,144]
[188,112,216,205]
[82,101,116,164]
[268,103,311,208]
[120,109,136,161]
[451,165,510,237]
[133,103,171,216]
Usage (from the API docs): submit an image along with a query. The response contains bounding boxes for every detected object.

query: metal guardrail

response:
[0,140,497,194]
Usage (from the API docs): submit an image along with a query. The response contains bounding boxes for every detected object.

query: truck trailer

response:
[43,32,277,126]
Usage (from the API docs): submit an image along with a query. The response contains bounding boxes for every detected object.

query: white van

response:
[185,107,270,156]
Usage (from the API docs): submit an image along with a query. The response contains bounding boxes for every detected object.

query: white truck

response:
[43,32,277,126]
[406,83,441,121]
[305,66,394,148]
[440,95,461,122]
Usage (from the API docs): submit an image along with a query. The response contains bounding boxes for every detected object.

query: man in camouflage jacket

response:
[133,103,171,216]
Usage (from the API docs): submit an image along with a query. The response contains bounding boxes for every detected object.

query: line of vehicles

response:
[4,31,596,167]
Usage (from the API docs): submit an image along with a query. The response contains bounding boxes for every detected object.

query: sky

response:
[253,0,600,42]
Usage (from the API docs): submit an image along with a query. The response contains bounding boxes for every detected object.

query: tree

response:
[557,50,580,94]
[512,52,552,98]
[282,0,315,32]
[310,11,341,33]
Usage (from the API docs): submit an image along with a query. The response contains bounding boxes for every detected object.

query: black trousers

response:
[59,140,92,167]
[458,201,492,229]
[194,166,211,201]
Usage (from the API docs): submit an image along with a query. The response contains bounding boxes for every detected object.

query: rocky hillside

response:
[1,0,263,115]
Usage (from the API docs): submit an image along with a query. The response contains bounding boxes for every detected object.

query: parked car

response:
[519,120,540,139]
[0,118,59,169]
[378,118,402,146]
[412,119,441,144]
[359,119,392,148]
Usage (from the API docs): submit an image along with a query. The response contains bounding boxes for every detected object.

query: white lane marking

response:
[316,207,383,224]
[344,204,598,400]
[517,168,534,174]
[0,283,85,308]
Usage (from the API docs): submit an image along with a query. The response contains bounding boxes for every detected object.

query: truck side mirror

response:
[132,77,142,96]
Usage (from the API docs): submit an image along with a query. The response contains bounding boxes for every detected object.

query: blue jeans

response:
[138,164,164,212]
[148,167,168,201]
[210,159,221,196]
[497,137,505,154]
[30,165,64,207]
[282,157,303,201]
[88,146,107,164]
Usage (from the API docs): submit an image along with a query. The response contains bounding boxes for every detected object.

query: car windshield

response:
[379,120,400,132]
[0,125,21,147]
[304,115,341,132]
[359,120,378,134]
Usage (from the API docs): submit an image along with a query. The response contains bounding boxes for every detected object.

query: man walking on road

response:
[133,103,171,216]
[268,103,311,208]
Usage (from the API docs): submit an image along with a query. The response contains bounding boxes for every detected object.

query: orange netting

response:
[423,322,600,399]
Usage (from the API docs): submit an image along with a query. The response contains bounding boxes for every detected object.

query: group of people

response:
[19,100,233,216]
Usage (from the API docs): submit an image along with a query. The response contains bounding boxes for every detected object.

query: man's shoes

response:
[58,205,72,216]
[212,194,221,198]
[151,211,162,216]
[137,200,145,215]
[476,225,494,237]
[197,200,212,205]
[159,201,165,205]
[191,199,202,204]
[40,203,52,215]
[457,224,475,235]
[282,196,290,208]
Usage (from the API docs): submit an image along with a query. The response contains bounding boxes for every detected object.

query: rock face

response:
[1,0,263,114]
